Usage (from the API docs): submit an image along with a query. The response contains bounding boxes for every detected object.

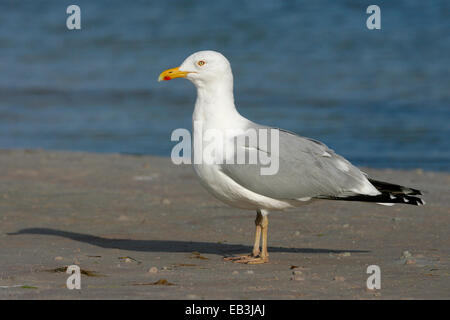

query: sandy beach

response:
[0,149,448,299]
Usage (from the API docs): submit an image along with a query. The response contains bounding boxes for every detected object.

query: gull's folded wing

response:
[220,126,380,200]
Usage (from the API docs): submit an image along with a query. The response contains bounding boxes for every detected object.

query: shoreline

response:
[0,149,448,299]
[2,147,446,173]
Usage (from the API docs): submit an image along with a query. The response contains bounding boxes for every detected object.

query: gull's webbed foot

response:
[241,255,269,264]
[223,254,269,264]
[223,254,254,262]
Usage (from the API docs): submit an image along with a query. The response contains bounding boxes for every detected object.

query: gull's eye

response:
[197,60,206,66]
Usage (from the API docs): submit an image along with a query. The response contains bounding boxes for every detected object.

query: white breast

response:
[193,162,295,210]
[191,89,296,211]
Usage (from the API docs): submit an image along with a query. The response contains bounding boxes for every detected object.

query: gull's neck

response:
[192,77,247,130]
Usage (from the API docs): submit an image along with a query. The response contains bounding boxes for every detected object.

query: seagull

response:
[158,50,425,264]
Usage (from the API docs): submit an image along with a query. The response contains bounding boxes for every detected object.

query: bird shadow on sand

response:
[8,228,369,256]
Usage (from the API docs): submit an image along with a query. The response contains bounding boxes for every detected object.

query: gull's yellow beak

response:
[158,67,190,82]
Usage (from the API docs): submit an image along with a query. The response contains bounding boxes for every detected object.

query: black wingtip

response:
[397,195,425,206]
[326,193,425,206]
[369,178,423,196]
[402,187,422,196]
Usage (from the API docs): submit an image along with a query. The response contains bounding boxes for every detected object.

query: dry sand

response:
[0,149,448,299]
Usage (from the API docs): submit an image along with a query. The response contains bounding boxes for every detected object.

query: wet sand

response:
[0,149,448,299]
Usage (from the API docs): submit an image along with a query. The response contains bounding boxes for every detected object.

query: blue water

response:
[0,0,449,170]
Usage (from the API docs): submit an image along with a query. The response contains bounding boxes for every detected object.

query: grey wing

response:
[220,126,380,200]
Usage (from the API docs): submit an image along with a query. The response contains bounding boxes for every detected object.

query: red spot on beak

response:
[164,76,171,81]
